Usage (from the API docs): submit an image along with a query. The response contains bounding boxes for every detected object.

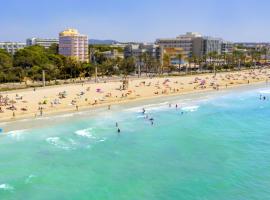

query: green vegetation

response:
[0,44,132,83]
[0,44,268,84]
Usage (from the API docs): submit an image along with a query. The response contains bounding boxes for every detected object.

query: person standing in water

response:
[142,108,146,114]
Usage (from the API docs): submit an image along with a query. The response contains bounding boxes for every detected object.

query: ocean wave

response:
[125,102,169,113]
[0,184,14,191]
[259,90,270,94]
[74,128,95,139]
[181,106,199,112]
[46,137,75,150]
[25,174,36,184]
[6,129,28,140]
[98,138,106,142]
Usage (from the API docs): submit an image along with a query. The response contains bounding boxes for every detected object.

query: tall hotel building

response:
[59,29,89,62]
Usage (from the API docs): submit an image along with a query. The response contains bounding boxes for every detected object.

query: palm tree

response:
[176,53,183,74]
[162,53,170,74]
[262,47,268,65]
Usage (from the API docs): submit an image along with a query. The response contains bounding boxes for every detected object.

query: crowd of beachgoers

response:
[0,68,270,122]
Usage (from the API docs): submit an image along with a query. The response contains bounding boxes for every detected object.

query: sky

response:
[1,0,270,43]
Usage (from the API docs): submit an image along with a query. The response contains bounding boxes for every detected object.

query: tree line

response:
[0,44,135,83]
[0,44,268,84]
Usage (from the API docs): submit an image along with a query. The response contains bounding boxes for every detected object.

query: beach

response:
[1,79,270,199]
[1,68,270,122]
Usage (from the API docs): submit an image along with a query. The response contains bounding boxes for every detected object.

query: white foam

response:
[25,174,36,184]
[6,129,28,140]
[181,106,199,112]
[74,128,95,139]
[259,90,270,94]
[46,137,74,150]
[98,138,106,142]
[125,102,169,113]
[0,184,14,191]
[46,137,60,145]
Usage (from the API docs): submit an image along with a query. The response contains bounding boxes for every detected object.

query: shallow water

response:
[1,84,270,200]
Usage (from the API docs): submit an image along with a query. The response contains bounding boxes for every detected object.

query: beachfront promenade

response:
[1,68,270,122]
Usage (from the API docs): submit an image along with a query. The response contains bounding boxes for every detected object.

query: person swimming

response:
[117,128,121,134]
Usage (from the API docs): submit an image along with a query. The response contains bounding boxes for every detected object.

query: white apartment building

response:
[0,42,26,55]
[26,38,59,49]
[59,29,89,62]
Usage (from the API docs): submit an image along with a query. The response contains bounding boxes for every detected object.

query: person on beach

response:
[108,105,111,110]
[40,107,43,116]
[117,128,121,134]
[176,104,178,109]
[76,105,79,111]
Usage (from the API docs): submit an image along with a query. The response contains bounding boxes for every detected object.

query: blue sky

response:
[0,0,269,42]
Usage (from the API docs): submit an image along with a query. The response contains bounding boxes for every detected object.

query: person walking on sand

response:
[76,105,79,111]
[40,107,43,116]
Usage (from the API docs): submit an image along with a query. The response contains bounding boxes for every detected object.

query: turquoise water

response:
[1,84,270,200]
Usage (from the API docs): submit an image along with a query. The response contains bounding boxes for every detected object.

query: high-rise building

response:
[0,42,26,55]
[59,29,89,62]
[193,37,223,57]
[156,32,202,58]
[157,32,231,58]
[221,41,234,54]
[26,38,59,49]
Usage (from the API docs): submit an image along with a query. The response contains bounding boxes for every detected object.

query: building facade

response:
[124,43,160,62]
[0,42,26,55]
[221,41,234,54]
[157,32,231,58]
[156,32,202,58]
[59,29,89,62]
[26,38,59,49]
[101,49,124,59]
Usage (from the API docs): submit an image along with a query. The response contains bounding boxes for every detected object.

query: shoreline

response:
[0,78,267,124]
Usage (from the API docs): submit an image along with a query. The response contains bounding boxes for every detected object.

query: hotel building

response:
[156,32,232,58]
[156,32,202,58]
[0,42,26,55]
[59,29,89,62]
[26,38,59,49]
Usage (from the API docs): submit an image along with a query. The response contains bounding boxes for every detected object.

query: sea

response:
[0,83,270,200]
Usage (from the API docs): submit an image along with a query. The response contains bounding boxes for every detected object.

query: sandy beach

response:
[1,68,270,122]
